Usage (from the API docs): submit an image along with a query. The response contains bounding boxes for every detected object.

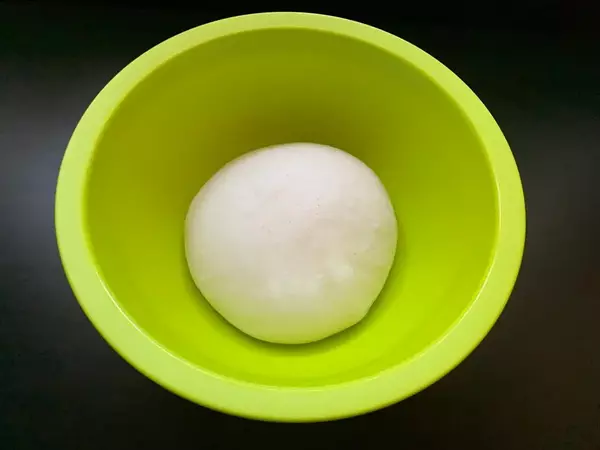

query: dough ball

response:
[185,143,397,344]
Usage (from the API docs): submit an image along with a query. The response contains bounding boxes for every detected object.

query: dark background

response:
[1,2,599,449]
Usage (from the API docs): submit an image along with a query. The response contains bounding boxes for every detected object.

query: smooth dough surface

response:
[185,143,397,344]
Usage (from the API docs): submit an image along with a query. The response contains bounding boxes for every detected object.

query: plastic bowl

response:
[56,13,525,421]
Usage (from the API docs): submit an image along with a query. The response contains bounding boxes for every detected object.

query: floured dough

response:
[185,143,397,344]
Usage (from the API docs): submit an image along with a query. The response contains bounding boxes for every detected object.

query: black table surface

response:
[1,4,599,449]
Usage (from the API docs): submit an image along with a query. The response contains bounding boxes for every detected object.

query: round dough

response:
[185,143,397,344]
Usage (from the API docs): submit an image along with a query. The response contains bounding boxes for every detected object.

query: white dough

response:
[185,143,397,344]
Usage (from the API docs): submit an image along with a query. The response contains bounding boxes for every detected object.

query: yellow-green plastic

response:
[55,13,525,421]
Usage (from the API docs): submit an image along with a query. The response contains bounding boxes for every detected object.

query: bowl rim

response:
[55,12,525,422]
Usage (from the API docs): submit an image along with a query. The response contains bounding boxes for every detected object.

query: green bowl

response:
[56,12,525,421]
